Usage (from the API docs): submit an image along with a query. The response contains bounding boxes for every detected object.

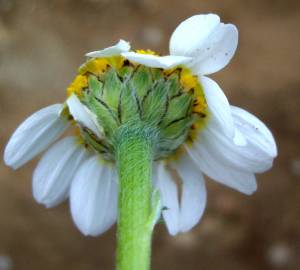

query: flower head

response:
[4,14,277,236]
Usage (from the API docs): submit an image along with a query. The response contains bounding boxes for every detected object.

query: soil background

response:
[0,0,299,269]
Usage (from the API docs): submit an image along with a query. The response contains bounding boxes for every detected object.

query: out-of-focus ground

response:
[0,0,299,269]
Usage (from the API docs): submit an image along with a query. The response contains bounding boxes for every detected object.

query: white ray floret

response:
[172,156,206,233]
[33,136,90,208]
[86,39,130,58]
[4,104,68,169]
[121,52,192,69]
[67,94,103,138]
[199,76,235,138]
[70,156,118,236]
[155,162,180,235]
[169,14,238,75]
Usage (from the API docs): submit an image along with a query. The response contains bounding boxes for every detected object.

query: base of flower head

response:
[66,55,209,161]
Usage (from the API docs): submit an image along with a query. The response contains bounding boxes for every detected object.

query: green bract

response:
[76,61,207,161]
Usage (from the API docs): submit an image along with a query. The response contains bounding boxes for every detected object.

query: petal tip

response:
[85,39,131,58]
[3,149,17,170]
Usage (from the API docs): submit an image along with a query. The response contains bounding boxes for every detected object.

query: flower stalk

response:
[114,123,159,270]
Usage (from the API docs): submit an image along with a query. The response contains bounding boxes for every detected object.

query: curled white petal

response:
[155,162,180,235]
[121,52,192,69]
[4,104,68,169]
[70,156,118,236]
[208,105,276,172]
[194,104,277,173]
[185,144,257,195]
[170,14,238,75]
[66,94,103,138]
[196,125,273,173]
[172,155,206,233]
[200,76,235,138]
[33,136,89,208]
[86,39,130,58]
[231,106,277,158]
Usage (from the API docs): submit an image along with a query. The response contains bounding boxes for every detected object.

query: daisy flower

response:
[4,13,277,240]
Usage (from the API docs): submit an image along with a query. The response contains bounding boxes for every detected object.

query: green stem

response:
[115,125,159,270]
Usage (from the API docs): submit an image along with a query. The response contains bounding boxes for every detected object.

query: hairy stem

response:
[115,124,158,270]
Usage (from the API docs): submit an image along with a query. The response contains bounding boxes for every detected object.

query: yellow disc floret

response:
[178,68,207,114]
[180,68,198,91]
[67,74,88,97]
[193,96,207,114]
[108,56,125,70]
[79,58,110,76]
[135,49,158,56]
[79,56,125,76]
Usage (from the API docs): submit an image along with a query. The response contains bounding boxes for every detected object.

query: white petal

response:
[4,104,68,169]
[170,14,220,56]
[185,143,257,195]
[191,105,277,175]
[170,14,238,75]
[200,76,235,138]
[233,128,247,146]
[33,137,89,208]
[172,155,206,232]
[86,39,130,58]
[200,127,257,172]
[155,162,180,235]
[188,24,238,75]
[121,52,192,69]
[66,94,103,138]
[70,156,118,236]
[231,106,277,158]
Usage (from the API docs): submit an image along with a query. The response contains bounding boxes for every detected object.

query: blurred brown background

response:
[0,0,299,269]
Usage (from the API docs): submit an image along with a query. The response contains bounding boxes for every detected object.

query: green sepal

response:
[151,68,164,81]
[162,116,195,139]
[102,68,122,110]
[157,116,196,156]
[130,66,153,99]
[167,72,182,97]
[118,65,134,80]
[88,75,103,98]
[88,96,119,139]
[142,79,169,125]
[160,93,192,127]
[119,84,140,123]
[80,129,113,159]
